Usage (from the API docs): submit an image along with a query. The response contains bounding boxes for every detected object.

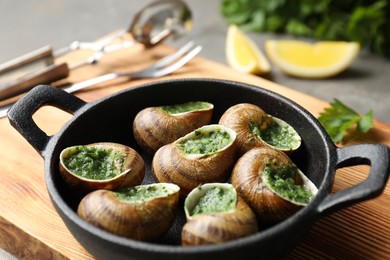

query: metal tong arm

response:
[53,30,128,58]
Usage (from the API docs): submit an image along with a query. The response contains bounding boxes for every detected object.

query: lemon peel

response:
[226,24,271,75]
[265,40,360,79]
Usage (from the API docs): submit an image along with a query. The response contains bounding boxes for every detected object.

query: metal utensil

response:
[0,41,201,119]
[0,0,192,101]
[54,0,192,57]
[7,78,390,259]
[61,41,201,94]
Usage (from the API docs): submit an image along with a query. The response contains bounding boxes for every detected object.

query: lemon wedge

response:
[226,24,271,75]
[265,40,360,78]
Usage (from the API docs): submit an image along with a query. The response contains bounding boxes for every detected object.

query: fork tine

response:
[152,45,202,77]
[149,41,195,69]
[0,43,202,118]
[135,44,202,78]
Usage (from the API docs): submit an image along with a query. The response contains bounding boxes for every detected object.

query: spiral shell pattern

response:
[219,103,301,155]
[59,142,145,194]
[133,102,213,154]
[182,183,258,246]
[152,125,237,197]
[77,183,180,241]
[231,147,316,223]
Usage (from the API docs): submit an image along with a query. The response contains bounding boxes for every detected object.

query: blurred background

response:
[0,0,389,125]
[0,1,389,258]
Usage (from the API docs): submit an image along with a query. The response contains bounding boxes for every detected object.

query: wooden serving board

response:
[0,35,389,259]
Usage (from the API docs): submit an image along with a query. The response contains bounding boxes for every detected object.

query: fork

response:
[0,41,202,118]
[62,41,201,93]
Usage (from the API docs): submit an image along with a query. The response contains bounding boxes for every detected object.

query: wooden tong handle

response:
[0,63,69,101]
[0,46,54,74]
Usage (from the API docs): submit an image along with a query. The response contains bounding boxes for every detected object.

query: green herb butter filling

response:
[115,184,172,203]
[160,101,212,114]
[249,120,300,150]
[179,129,232,155]
[63,146,124,180]
[190,186,237,216]
[262,160,314,205]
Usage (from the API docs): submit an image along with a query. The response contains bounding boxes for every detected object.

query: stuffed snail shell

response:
[219,103,301,155]
[59,142,145,194]
[133,101,213,154]
[231,147,318,223]
[152,124,237,197]
[77,183,180,241]
[182,183,258,246]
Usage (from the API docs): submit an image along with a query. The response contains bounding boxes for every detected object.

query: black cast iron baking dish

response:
[8,78,390,260]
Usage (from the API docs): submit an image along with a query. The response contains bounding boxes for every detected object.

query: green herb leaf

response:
[357,110,374,133]
[220,0,390,57]
[317,99,373,143]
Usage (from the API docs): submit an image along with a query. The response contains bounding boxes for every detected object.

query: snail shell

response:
[231,147,318,223]
[152,124,237,197]
[77,183,180,241]
[182,183,258,246]
[219,103,301,155]
[133,101,214,154]
[59,142,145,194]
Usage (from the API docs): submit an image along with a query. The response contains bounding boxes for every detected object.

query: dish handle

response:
[7,84,86,157]
[316,144,390,216]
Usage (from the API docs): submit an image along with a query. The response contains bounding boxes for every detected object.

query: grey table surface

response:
[0,0,389,258]
[1,0,389,124]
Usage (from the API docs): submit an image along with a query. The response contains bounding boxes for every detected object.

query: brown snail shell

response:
[133,101,214,154]
[77,183,180,241]
[152,124,237,197]
[231,147,318,223]
[181,183,258,246]
[59,142,145,194]
[219,103,301,155]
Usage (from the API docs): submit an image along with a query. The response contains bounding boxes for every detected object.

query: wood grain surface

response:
[0,35,389,259]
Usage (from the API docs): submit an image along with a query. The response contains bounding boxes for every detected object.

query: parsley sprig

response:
[220,0,389,57]
[317,99,373,143]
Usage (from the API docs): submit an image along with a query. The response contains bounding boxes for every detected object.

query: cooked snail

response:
[231,147,318,223]
[182,183,258,246]
[77,183,180,241]
[133,101,214,154]
[219,103,301,155]
[152,124,237,197]
[59,142,145,193]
